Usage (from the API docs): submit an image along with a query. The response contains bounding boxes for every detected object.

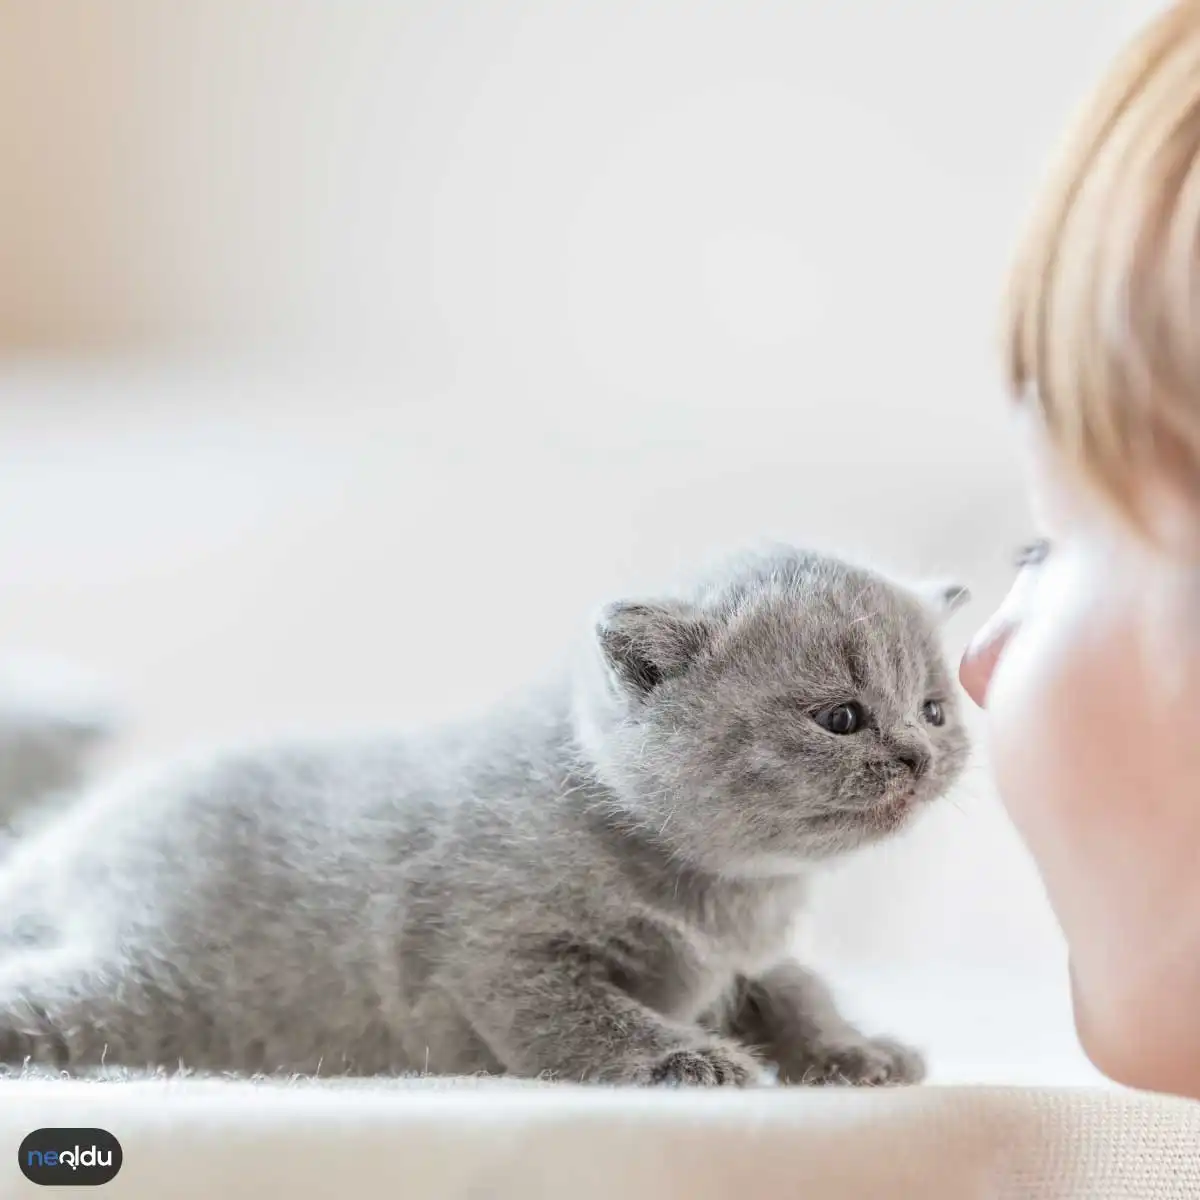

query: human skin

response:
[960,417,1200,1099]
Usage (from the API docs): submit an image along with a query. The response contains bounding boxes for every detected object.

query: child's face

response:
[959,416,1200,987]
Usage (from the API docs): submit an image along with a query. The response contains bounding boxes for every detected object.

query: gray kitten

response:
[0,546,969,1085]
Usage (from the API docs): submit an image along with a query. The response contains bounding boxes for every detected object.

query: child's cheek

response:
[984,542,1186,960]
[982,554,1117,925]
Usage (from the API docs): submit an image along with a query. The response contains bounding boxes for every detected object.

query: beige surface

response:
[3,1078,1200,1199]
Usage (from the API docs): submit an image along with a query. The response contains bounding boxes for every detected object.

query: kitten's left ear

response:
[916,581,971,621]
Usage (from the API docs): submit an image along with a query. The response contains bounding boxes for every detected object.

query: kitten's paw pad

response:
[644,1045,762,1087]
[797,1037,925,1087]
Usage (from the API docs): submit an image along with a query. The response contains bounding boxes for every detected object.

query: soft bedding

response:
[4,1073,1200,1199]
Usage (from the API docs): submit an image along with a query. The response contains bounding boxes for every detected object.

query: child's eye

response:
[1013,538,1051,570]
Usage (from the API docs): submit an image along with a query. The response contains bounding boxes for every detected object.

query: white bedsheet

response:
[6,1077,1199,1200]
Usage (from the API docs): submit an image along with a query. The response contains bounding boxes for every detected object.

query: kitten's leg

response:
[725,962,925,1086]
[461,951,765,1086]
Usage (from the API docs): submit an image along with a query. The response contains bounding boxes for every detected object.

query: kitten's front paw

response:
[786,1036,925,1087]
[620,1043,764,1087]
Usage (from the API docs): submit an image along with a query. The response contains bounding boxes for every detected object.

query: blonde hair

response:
[1002,0,1200,527]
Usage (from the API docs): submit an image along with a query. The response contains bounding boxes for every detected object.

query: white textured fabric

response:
[4,1078,1200,1199]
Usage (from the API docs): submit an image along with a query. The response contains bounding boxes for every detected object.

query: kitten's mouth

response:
[869,795,913,831]
[805,788,920,836]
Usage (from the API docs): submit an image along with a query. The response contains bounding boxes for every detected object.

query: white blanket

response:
[6,1075,1200,1199]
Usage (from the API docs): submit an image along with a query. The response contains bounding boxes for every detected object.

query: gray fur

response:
[0,546,968,1085]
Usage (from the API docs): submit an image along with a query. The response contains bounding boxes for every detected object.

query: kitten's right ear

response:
[915,580,971,621]
[595,600,712,697]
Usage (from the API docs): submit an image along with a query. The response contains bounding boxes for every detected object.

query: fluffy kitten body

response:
[0,547,968,1085]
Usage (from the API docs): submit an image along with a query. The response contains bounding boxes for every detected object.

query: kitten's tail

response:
[0,653,123,846]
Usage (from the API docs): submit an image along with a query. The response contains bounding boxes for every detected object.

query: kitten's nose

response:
[897,747,930,779]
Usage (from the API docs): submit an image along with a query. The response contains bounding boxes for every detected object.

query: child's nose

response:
[959,613,1014,707]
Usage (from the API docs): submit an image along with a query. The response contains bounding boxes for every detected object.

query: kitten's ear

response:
[595,600,712,696]
[916,580,971,621]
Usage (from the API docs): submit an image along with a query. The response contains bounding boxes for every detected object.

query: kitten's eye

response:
[814,702,864,735]
[921,699,945,727]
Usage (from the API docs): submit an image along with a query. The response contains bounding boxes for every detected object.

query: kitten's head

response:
[573,546,971,873]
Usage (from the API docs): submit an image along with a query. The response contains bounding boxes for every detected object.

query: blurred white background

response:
[0,0,1164,1080]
